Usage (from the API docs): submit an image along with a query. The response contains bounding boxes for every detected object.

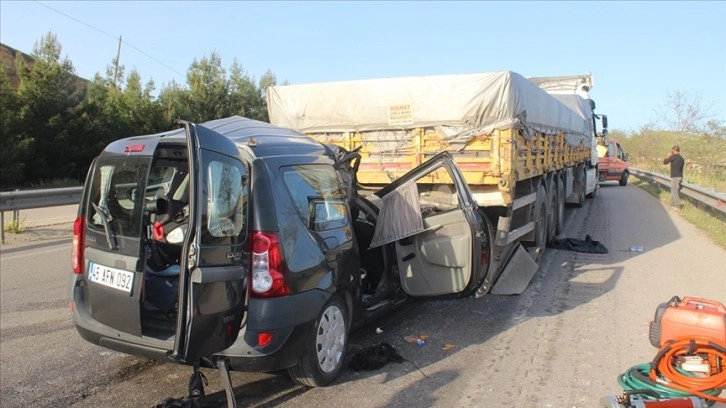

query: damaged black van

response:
[69,116,494,396]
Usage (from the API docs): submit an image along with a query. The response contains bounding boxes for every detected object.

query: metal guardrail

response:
[0,187,82,243]
[629,168,726,216]
[0,187,83,212]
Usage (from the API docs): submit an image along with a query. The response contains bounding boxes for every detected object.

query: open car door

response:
[171,121,249,364]
[370,152,487,297]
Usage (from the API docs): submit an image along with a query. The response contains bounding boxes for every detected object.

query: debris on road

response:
[348,342,403,371]
[549,234,609,254]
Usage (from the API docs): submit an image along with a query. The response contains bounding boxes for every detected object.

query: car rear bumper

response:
[598,169,625,180]
[71,285,331,372]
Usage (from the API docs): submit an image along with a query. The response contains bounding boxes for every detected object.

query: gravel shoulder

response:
[1,222,73,247]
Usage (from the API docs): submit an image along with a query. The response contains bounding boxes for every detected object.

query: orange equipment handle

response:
[680,297,726,313]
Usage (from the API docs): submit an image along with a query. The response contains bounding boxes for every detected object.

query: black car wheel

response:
[288,296,348,387]
[619,172,628,186]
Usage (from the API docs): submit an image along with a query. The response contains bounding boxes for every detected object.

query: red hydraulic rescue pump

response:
[649,296,726,348]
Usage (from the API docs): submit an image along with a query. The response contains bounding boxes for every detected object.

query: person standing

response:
[663,145,685,210]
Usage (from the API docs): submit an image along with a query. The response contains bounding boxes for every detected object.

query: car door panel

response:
[396,208,473,296]
[84,246,143,336]
[172,122,248,364]
[373,152,484,298]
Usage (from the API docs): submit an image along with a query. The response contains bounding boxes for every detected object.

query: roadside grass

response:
[632,178,726,250]
[3,219,26,234]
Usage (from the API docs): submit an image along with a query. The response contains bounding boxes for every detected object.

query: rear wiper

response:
[92,202,118,250]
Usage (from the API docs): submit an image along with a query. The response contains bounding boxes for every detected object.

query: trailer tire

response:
[534,184,548,256]
[546,178,557,243]
[587,183,597,199]
[555,177,565,234]
[575,169,586,208]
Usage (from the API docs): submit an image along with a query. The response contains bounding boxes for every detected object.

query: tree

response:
[256,68,285,122]
[2,34,288,187]
[12,32,82,185]
[0,59,29,188]
[656,90,715,134]
[158,79,192,125]
[72,60,168,183]
[228,59,261,119]
[186,51,229,122]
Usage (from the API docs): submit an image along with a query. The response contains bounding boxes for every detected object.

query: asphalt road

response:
[1,184,724,408]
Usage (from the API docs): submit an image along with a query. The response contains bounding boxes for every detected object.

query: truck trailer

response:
[268,70,605,295]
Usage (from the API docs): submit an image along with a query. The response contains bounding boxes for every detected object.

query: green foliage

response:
[16,33,82,183]
[159,52,275,123]
[1,33,81,188]
[0,58,29,187]
[1,32,281,189]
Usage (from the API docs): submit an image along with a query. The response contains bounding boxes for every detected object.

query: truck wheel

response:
[587,183,597,199]
[534,184,548,255]
[546,180,557,243]
[555,177,565,234]
[619,172,628,186]
[575,170,586,208]
[288,296,348,387]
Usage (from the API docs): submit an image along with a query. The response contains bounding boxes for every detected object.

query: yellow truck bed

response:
[308,126,590,205]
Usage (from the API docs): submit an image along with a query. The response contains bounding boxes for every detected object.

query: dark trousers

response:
[670,177,682,208]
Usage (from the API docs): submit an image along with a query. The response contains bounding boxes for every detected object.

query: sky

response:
[1,1,724,133]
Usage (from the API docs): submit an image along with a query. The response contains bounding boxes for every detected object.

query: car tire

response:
[619,172,628,186]
[288,296,348,387]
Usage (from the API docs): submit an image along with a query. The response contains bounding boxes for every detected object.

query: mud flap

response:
[490,244,539,295]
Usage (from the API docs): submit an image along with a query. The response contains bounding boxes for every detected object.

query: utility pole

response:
[113,35,122,89]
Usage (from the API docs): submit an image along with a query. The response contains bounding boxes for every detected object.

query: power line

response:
[33,1,186,79]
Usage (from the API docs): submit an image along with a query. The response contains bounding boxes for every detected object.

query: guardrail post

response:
[1,211,4,244]
[12,189,19,226]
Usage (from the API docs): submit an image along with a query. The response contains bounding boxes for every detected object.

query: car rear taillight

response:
[250,232,289,298]
[258,332,273,347]
[71,216,85,274]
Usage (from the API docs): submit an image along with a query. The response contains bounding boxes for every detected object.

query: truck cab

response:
[597,137,629,186]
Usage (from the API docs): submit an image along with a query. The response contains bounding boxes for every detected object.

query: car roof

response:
[147,116,328,158]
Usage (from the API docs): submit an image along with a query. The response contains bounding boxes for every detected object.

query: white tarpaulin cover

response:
[268,71,593,146]
[528,74,594,97]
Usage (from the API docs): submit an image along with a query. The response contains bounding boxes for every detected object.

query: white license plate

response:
[88,262,134,293]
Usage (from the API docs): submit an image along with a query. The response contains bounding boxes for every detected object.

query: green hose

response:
[617,364,722,406]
